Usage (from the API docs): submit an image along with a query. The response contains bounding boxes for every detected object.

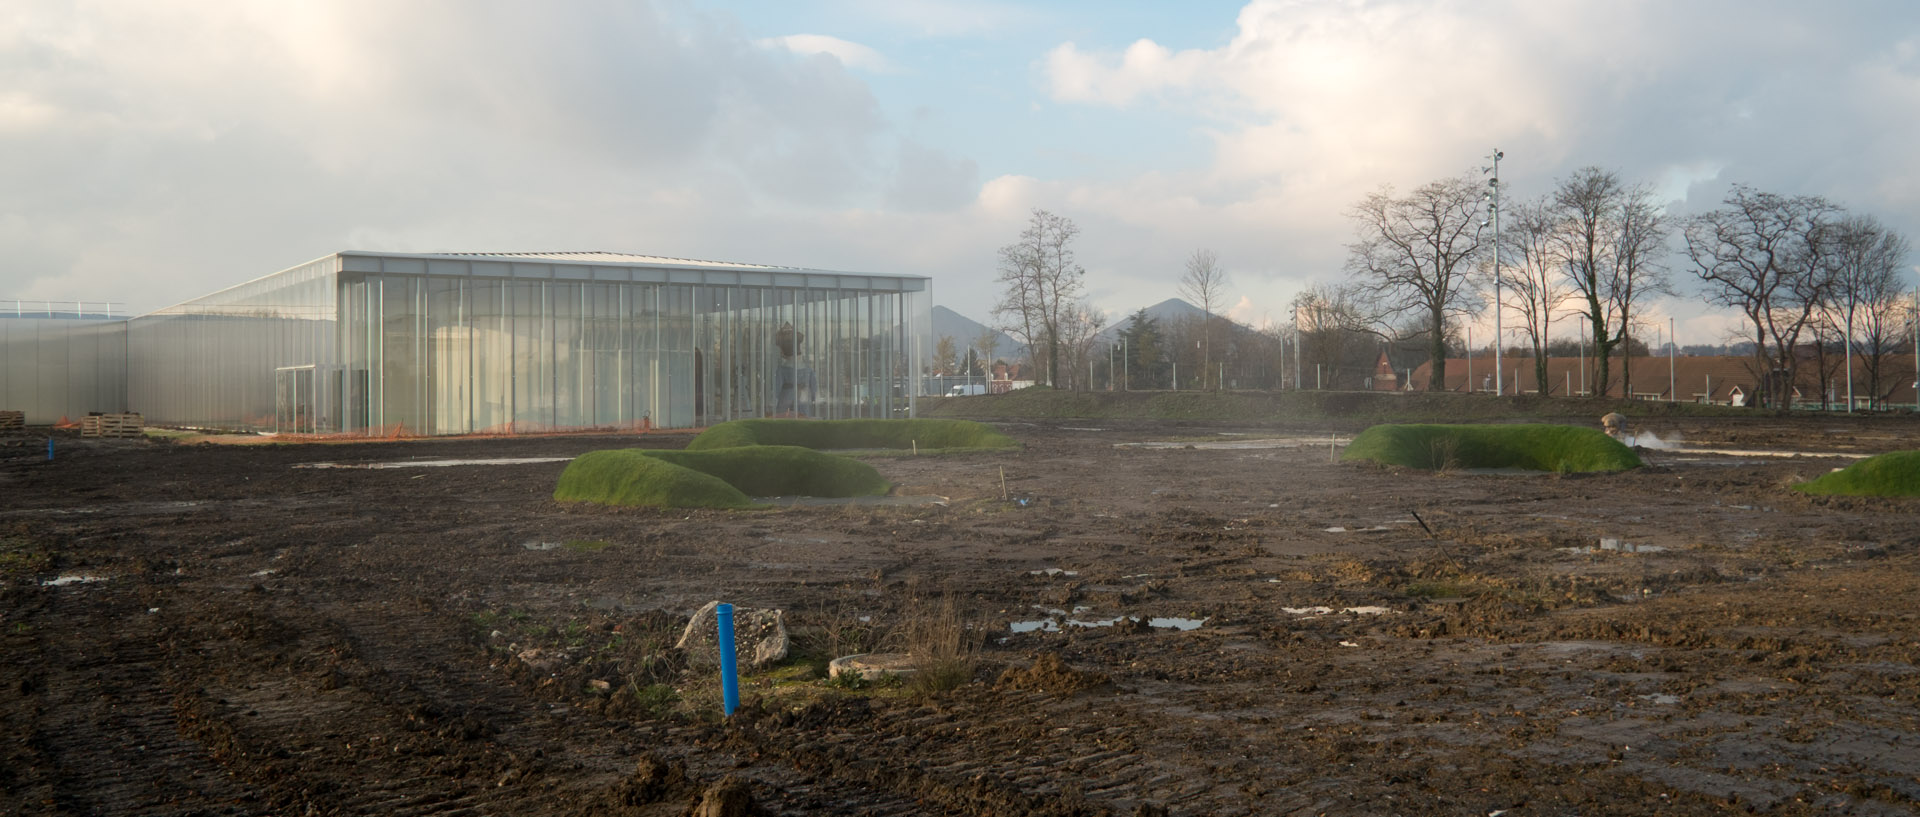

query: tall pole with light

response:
[1483,149,1504,396]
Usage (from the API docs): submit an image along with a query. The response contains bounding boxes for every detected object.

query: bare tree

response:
[1292,283,1382,389]
[994,209,1087,388]
[971,327,1001,381]
[1345,175,1487,390]
[1825,215,1913,408]
[1684,186,1843,409]
[1496,197,1574,394]
[1548,167,1674,398]
[1056,301,1107,391]
[1178,249,1232,389]
[931,335,959,377]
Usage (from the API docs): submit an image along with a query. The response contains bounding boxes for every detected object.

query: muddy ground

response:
[2,415,1918,816]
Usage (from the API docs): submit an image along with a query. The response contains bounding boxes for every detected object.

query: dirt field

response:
[4,414,1919,816]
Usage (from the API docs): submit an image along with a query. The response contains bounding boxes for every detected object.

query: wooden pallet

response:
[0,411,22,432]
[81,413,144,438]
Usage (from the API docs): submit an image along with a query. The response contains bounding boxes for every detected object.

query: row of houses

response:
[1368,351,1920,408]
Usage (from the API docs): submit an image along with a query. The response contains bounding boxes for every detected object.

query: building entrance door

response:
[276,365,317,434]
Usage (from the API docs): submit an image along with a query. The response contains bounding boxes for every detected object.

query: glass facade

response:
[336,254,929,434]
[113,252,929,434]
[127,256,339,431]
[0,318,128,424]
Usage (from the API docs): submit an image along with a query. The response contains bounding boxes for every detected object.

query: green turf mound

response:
[1340,423,1643,473]
[554,450,754,509]
[1793,450,1920,496]
[636,446,891,498]
[555,446,892,509]
[687,418,1016,452]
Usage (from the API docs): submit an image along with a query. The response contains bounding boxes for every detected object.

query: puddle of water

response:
[296,457,575,469]
[522,541,562,551]
[1029,568,1080,578]
[249,568,278,577]
[1008,615,1207,633]
[41,575,106,586]
[1601,537,1664,553]
[1061,427,1105,432]
[1562,538,1668,554]
[1115,436,1348,451]
[1639,693,1682,705]
[1282,605,1393,616]
[1664,447,1868,460]
[761,495,949,507]
[1322,525,1393,533]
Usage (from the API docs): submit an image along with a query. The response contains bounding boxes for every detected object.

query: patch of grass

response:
[637,446,890,498]
[901,591,982,698]
[1794,450,1920,496]
[554,450,754,509]
[1341,424,1642,473]
[0,537,54,582]
[687,418,1017,452]
[556,446,892,509]
[623,683,680,718]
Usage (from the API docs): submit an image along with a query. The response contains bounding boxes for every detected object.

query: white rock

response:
[677,601,789,670]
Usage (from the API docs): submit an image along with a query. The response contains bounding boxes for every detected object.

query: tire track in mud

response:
[9,581,255,815]
[162,584,961,816]
[718,685,1241,817]
[164,584,646,815]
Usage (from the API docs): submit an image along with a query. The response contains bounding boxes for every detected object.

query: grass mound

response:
[688,418,1016,452]
[1340,423,1643,473]
[555,450,754,509]
[1793,450,1920,496]
[638,446,891,498]
[555,446,892,509]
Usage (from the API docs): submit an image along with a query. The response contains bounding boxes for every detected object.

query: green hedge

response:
[1794,450,1920,496]
[554,445,892,509]
[687,418,1016,452]
[1340,423,1642,473]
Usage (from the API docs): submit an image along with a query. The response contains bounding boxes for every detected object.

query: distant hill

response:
[1093,298,1213,344]
[932,306,1025,360]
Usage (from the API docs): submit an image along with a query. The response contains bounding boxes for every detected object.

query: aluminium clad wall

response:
[0,318,128,424]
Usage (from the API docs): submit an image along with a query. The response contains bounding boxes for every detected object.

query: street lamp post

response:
[1484,149,1504,396]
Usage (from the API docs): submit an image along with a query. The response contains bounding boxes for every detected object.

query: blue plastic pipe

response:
[47,437,54,461]
[716,602,740,716]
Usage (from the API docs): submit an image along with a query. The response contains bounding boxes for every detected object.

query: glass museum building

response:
[2,251,932,434]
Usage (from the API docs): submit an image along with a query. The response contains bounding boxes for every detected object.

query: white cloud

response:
[835,0,1037,38]
[1028,0,1920,335]
[761,34,894,73]
[4,0,1918,340]
[0,0,942,310]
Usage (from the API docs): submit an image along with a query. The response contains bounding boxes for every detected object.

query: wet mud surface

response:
[3,416,1919,815]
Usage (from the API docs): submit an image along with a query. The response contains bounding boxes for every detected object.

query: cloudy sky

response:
[4,0,1917,346]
